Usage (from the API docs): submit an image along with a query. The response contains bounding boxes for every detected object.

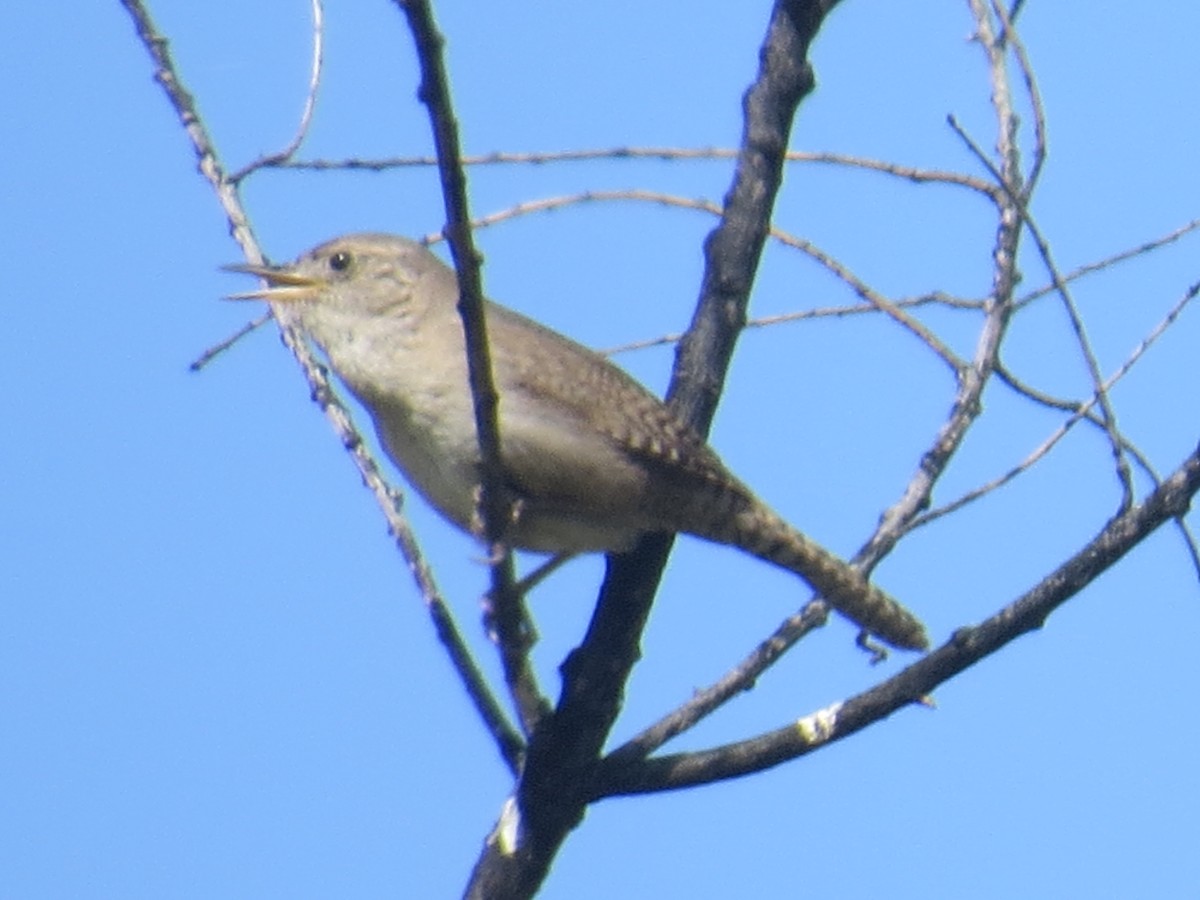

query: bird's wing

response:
[486,303,733,508]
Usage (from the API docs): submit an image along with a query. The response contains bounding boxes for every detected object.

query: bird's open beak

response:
[222,262,326,303]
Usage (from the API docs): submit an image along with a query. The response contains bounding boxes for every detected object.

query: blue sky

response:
[4,2,1199,897]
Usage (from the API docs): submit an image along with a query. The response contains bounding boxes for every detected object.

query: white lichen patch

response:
[795,701,843,745]
[490,795,521,856]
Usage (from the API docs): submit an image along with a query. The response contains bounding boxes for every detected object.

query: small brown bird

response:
[226,233,928,650]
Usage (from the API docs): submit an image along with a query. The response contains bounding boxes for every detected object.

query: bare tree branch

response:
[592,441,1200,795]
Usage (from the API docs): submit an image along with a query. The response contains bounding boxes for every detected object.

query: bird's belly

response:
[371,400,482,535]
[370,400,642,555]
[504,509,638,555]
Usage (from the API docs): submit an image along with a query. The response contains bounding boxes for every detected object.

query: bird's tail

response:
[693,489,929,650]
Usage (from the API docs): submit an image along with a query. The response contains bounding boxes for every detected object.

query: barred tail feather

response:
[653,470,929,650]
[733,507,929,651]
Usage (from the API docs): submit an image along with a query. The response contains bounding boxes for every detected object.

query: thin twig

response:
[600,292,978,357]
[995,360,1191,529]
[393,0,548,737]
[767,227,967,373]
[189,310,272,371]
[912,279,1200,530]
[1025,216,1135,508]
[992,0,1046,194]
[270,146,998,196]
[1017,218,1200,309]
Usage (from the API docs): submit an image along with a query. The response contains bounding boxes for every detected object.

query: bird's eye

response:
[329,251,352,272]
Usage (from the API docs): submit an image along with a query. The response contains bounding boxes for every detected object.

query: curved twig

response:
[230,0,325,182]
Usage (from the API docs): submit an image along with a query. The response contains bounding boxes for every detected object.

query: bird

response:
[225,232,928,650]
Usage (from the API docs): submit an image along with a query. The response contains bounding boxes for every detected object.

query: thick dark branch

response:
[667,0,821,428]
[592,443,1200,796]
[463,2,833,898]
